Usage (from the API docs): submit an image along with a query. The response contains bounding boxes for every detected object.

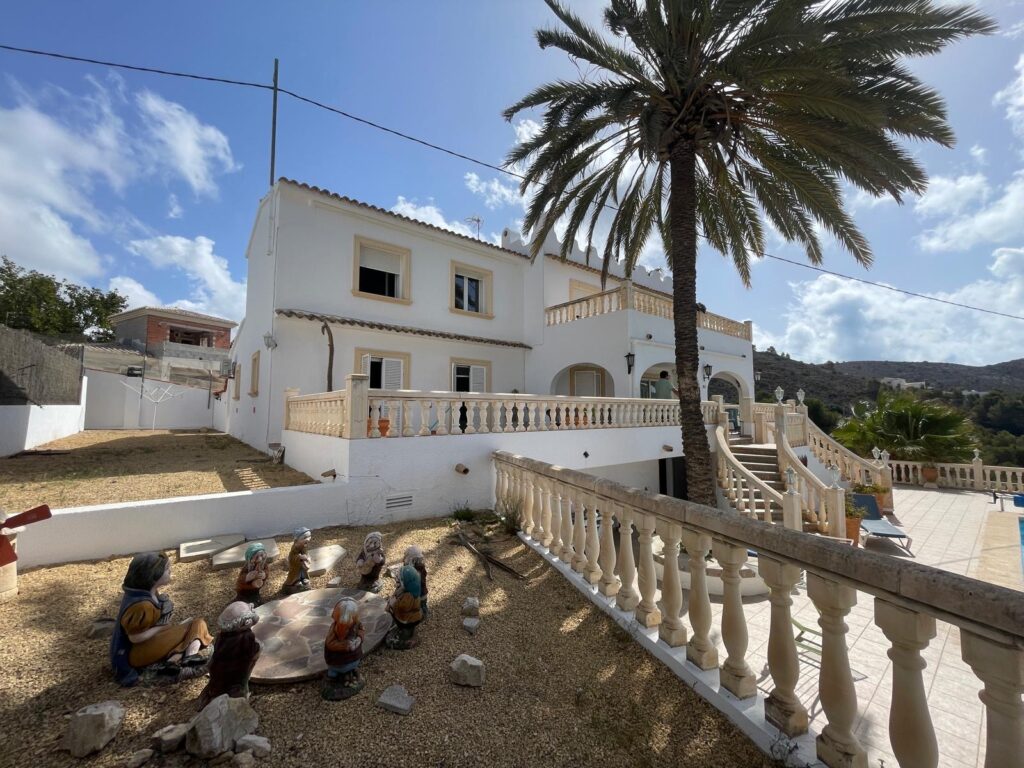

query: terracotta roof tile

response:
[276,309,531,350]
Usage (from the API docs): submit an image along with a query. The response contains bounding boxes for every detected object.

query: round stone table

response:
[250,588,392,684]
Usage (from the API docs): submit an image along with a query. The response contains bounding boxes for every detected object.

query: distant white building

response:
[219,179,756,453]
[880,377,926,391]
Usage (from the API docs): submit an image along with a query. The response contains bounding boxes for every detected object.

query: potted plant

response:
[919,463,939,484]
[851,483,889,514]
[844,495,867,547]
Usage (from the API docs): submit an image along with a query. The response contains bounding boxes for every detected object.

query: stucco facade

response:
[222,179,755,452]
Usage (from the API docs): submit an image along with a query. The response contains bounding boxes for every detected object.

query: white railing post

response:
[598,502,619,597]
[807,574,867,768]
[961,631,1024,768]
[282,387,299,432]
[656,520,687,647]
[570,492,587,572]
[343,374,368,439]
[972,450,986,491]
[681,529,718,670]
[583,494,602,585]
[614,506,639,611]
[740,395,754,437]
[633,513,662,628]
[783,474,802,531]
[874,599,938,768]
[558,482,574,564]
[522,471,536,538]
[713,540,756,699]
[759,556,809,736]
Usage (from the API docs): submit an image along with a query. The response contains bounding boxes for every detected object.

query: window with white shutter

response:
[353,237,411,302]
[451,361,489,393]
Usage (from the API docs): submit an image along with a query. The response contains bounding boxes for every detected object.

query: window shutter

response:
[383,357,403,390]
[359,245,403,274]
[360,354,371,377]
[470,365,486,393]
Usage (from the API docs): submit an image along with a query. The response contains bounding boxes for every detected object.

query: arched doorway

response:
[707,372,742,403]
[639,362,675,399]
[550,364,615,397]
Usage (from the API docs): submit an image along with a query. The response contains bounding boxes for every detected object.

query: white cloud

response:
[126,235,246,320]
[1007,21,1024,39]
[755,248,1024,366]
[136,90,238,197]
[994,54,1024,143]
[167,193,183,219]
[969,144,988,165]
[108,275,161,309]
[914,172,990,218]
[918,171,1024,251]
[513,118,542,144]
[391,197,478,238]
[464,172,523,210]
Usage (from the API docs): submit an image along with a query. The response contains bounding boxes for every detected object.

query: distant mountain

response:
[740,352,1024,412]
[832,359,1024,395]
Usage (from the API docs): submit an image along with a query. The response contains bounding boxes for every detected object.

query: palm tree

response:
[833,391,976,464]
[504,0,994,506]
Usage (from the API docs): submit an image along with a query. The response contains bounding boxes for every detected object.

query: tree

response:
[0,256,127,341]
[833,391,976,463]
[805,397,841,432]
[505,0,993,504]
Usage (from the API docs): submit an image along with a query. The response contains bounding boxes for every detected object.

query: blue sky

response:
[2,1,1023,365]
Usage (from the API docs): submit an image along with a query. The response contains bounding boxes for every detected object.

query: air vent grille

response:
[385,493,413,511]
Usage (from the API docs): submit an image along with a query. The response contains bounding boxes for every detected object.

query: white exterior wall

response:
[282,424,686,520]
[0,377,87,457]
[587,460,662,494]
[84,369,215,430]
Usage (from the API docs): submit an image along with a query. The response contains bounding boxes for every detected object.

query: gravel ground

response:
[0,518,775,768]
[0,430,315,511]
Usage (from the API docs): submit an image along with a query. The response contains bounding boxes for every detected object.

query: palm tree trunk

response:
[670,142,716,507]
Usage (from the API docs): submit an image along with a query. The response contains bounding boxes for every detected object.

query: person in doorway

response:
[654,370,679,399]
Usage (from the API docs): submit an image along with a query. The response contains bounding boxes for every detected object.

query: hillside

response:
[833,359,1024,394]
[745,351,1024,411]
[749,351,878,410]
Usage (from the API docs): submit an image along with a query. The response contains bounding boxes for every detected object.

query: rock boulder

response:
[185,694,258,758]
[63,701,124,757]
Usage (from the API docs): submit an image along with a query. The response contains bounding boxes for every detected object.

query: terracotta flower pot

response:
[845,516,862,547]
[367,418,390,437]
[921,466,939,484]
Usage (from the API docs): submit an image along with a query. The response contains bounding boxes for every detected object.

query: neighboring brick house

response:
[108,307,237,382]
[110,307,235,351]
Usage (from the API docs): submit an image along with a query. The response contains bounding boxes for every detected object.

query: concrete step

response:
[731,447,777,458]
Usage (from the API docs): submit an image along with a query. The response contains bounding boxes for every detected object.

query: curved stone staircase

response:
[724,434,785,521]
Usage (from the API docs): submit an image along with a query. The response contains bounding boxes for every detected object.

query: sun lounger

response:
[852,493,914,556]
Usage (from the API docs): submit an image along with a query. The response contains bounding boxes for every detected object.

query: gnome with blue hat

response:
[235,542,268,605]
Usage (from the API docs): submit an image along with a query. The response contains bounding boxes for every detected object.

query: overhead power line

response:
[2,41,1021,323]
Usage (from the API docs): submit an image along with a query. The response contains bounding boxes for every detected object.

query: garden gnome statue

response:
[111,552,214,686]
[282,527,312,594]
[385,563,423,650]
[404,545,428,619]
[235,543,268,606]
[355,531,385,593]
[198,601,261,707]
[322,597,365,701]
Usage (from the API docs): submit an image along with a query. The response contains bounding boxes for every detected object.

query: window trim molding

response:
[232,361,240,400]
[353,347,412,389]
[249,351,260,397]
[449,356,492,393]
[449,260,494,319]
[352,235,413,305]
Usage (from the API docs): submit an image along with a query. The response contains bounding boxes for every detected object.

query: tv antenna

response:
[465,215,483,238]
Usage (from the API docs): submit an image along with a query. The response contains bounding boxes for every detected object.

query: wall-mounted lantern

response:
[263,332,278,349]
[703,363,713,381]
[625,352,635,374]
[755,370,762,383]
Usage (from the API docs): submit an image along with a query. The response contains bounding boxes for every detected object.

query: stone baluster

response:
[464,400,478,434]
[597,502,619,597]
[583,495,602,585]
[874,599,938,768]
[538,400,549,431]
[538,481,553,548]
[634,514,661,627]
[479,401,492,433]
[571,492,587,573]
[521,471,536,538]
[417,400,431,436]
[435,399,450,436]
[515,400,527,432]
[681,529,718,669]
[961,630,1024,768]
[532,479,547,544]
[546,482,562,553]
[759,556,809,735]
[655,520,687,647]
[614,506,639,611]
[558,484,574,563]
[807,574,866,768]
[494,464,506,516]
[713,541,756,698]
[369,401,381,438]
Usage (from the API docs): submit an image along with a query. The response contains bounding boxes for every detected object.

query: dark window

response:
[454,364,471,392]
[454,274,481,313]
[369,358,383,388]
[359,267,398,298]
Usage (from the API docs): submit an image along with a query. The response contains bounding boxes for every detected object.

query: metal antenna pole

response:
[269,58,279,188]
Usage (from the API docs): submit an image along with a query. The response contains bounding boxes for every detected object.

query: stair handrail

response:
[776,429,835,534]
[714,426,783,524]
[805,417,881,486]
